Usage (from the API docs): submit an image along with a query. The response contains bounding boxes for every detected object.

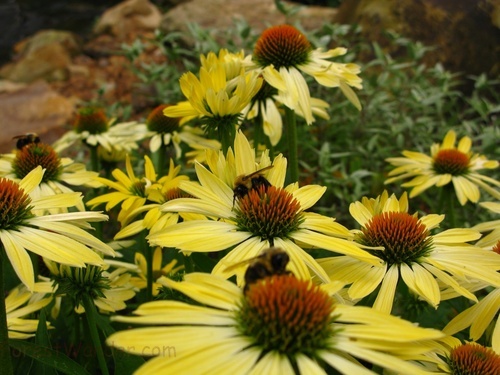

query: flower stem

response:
[89,145,100,174]
[219,124,236,155]
[156,140,167,178]
[182,253,194,274]
[438,185,457,228]
[445,186,457,228]
[254,112,263,158]
[0,248,14,375]
[285,106,299,182]
[82,294,109,375]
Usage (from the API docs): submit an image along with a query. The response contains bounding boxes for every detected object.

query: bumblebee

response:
[224,247,292,293]
[13,133,40,150]
[233,165,273,205]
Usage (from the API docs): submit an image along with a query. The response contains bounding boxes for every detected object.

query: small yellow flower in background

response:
[104,159,202,240]
[385,130,500,205]
[130,247,183,296]
[107,272,445,374]
[200,49,252,79]
[164,52,263,144]
[53,107,152,155]
[251,24,362,125]
[45,260,136,313]
[6,284,52,339]
[148,131,381,284]
[318,191,500,314]
[0,166,115,290]
[146,104,220,159]
[0,142,101,213]
[87,154,162,225]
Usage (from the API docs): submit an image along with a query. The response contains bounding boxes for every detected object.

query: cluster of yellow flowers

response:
[0,24,499,375]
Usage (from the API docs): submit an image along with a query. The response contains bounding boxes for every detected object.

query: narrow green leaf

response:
[9,339,91,375]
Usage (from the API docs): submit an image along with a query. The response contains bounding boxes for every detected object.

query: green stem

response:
[219,124,236,155]
[89,145,100,174]
[82,294,109,375]
[182,253,194,274]
[437,185,457,229]
[285,106,299,182]
[0,248,13,375]
[156,139,167,178]
[254,113,263,158]
[445,186,457,229]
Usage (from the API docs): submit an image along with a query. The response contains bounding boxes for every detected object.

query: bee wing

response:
[243,165,273,181]
[223,256,259,273]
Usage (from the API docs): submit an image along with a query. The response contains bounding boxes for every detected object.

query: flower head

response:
[53,107,151,155]
[385,130,500,205]
[46,260,136,313]
[164,50,262,146]
[148,131,380,284]
[87,154,162,225]
[146,104,220,158]
[107,272,445,374]
[445,342,500,374]
[251,24,362,124]
[0,167,115,290]
[105,159,201,239]
[0,142,101,213]
[318,191,500,313]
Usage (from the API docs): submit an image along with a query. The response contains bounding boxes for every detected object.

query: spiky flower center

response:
[447,342,500,375]
[235,186,304,244]
[149,104,180,134]
[492,240,500,255]
[433,149,470,175]
[164,187,192,201]
[236,274,335,355]
[12,143,62,182]
[74,107,108,134]
[0,178,34,230]
[54,265,109,306]
[254,25,312,69]
[359,212,433,266]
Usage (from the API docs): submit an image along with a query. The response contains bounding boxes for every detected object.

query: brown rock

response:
[0,30,81,83]
[160,0,338,45]
[0,80,75,153]
[336,0,500,77]
[93,0,162,40]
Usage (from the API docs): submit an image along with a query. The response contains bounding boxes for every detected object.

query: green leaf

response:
[111,348,145,375]
[32,310,57,375]
[9,339,91,375]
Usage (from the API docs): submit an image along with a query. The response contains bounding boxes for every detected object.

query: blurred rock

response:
[0,30,81,83]
[336,0,500,77]
[160,0,338,44]
[0,80,75,153]
[93,0,162,39]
